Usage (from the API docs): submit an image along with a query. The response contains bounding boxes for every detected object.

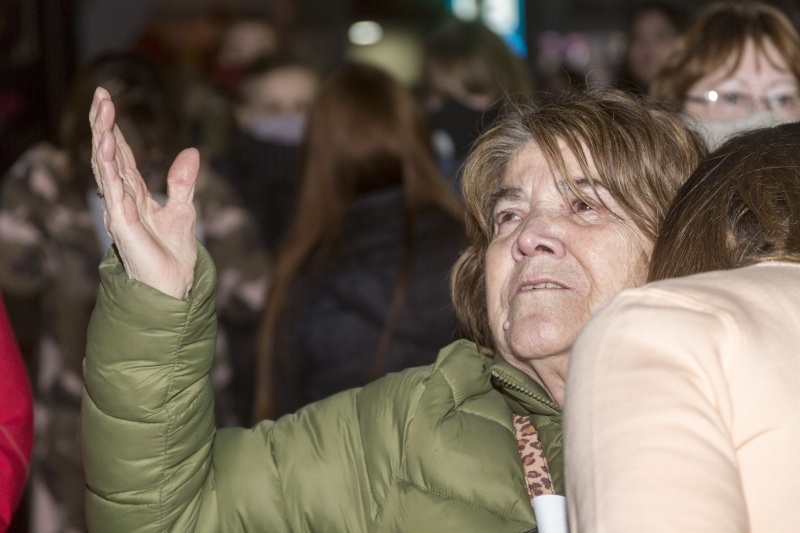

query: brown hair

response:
[233,53,319,106]
[451,89,706,350]
[649,121,800,282]
[650,2,800,104]
[424,18,533,104]
[253,63,463,421]
[59,53,179,191]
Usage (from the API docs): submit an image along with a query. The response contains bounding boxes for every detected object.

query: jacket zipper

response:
[490,368,560,412]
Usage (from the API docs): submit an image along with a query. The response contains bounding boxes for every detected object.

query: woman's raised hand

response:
[90,87,199,299]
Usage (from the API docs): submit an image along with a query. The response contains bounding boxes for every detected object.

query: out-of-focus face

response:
[684,38,800,121]
[427,65,495,112]
[627,9,678,87]
[485,141,651,375]
[235,66,318,132]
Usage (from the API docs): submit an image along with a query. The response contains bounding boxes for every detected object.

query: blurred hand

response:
[90,87,199,299]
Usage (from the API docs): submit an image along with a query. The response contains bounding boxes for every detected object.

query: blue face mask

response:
[686,111,790,151]
[248,114,306,146]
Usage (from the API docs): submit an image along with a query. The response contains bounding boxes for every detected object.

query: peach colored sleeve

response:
[564,290,749,533]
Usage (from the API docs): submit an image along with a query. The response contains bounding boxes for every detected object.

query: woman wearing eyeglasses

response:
[650,1,800,149]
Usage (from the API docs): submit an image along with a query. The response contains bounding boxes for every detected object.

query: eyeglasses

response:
[683,88,800,120]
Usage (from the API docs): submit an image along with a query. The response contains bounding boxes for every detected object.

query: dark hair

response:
[423,18,532,104]
[59,53,179,191]
[649,122,800,282]
[650,1,800,104]
[451,88,706,350]
[233,53,319,105]
[253,63,463,420]
[626,2,688,33]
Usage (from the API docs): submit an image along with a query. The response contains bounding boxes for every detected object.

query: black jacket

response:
[212,129,301,253]
[272,186,467,416]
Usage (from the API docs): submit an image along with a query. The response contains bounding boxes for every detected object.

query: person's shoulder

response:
[356,340,489,414]
[617,263,800,316]
[431,338,492,373]
[579,263,800,357]
[424,340,496,403]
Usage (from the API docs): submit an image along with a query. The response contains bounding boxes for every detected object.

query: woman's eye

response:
[496,211,519,225]
[719,92,745,106]
[572,199,594,213]
[770,93,797,109]
[774,96,790,107]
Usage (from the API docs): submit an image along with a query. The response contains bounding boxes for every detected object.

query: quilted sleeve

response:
[82,245,221,532]
[82,244,428,531]
[211,363,430,531]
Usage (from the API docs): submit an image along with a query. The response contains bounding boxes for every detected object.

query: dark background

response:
[3,0,800,175]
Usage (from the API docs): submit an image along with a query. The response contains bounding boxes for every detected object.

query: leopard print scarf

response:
[513,413,554,506]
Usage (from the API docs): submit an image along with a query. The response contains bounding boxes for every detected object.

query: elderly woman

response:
[565,122,800,532]
[650,1,800,150]
[81,87,703,531]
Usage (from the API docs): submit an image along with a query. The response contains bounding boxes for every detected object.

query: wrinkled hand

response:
[90,87,199,299]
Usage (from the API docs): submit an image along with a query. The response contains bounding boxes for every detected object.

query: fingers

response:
[90,91,115,155]
[165,148,200,207]
[96,129,125,206]
[89,87,111,129]
[89,88,149,205]
[90,103,130,210]
[111,125,148,200]
[90,93,116,200]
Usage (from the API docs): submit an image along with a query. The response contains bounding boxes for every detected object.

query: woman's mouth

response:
[519,282,564,291]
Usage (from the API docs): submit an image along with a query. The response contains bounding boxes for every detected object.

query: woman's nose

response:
[751,93,770,114]
[512,209,567,261]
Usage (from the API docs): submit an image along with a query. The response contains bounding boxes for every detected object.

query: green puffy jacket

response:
[82,247,563,532]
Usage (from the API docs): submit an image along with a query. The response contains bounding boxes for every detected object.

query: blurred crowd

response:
[0,0,799,530]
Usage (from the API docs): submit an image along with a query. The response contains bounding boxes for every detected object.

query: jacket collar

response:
[489,355,565,495]
[489,357,562,417]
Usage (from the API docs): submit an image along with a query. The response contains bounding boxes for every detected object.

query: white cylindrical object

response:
[533,494,568,533]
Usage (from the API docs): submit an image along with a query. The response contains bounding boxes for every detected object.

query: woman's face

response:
[485,141,651,372]
[627,9,678,87]
[684,38,800,121]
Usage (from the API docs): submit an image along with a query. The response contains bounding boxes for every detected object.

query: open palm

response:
[90,87,199,299]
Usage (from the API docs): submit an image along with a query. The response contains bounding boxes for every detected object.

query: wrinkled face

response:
[485,141,651,370]
[685,38,800,121]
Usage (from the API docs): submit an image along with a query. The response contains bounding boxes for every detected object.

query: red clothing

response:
[0,293,33,529]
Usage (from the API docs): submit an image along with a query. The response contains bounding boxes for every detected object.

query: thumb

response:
[165,148,200,207]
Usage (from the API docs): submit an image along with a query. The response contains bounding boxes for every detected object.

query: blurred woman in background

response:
[253,63,466,419]
[615,2,686,95]
[650,1,800,149]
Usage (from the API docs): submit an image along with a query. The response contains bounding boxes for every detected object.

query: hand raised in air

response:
[90,86,199,299]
